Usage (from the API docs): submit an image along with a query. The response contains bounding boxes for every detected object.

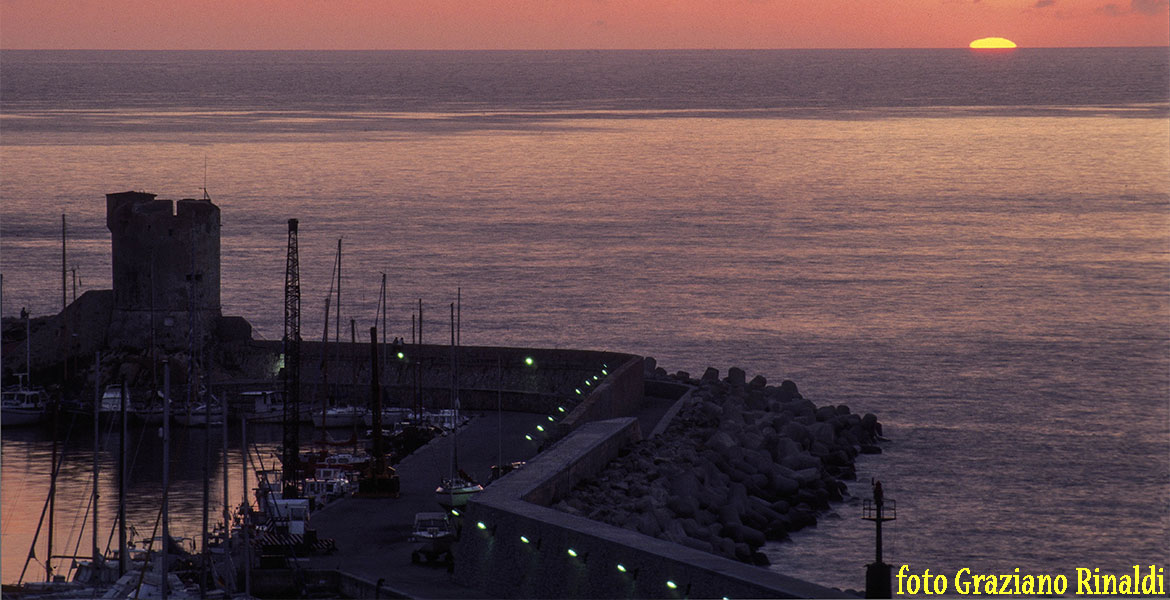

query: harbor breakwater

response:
[456,417,849,599]
[455,359,881,598]
[552,364,882,567]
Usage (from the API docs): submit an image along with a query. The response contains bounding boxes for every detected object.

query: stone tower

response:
[106,191,221,349]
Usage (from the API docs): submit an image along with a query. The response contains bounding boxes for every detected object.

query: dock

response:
[305,396,679,598]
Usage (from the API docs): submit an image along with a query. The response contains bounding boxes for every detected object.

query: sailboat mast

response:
[25,307,31,384]
[240,415,250,598]
[418,299,422,411]
[449,302,457,477]
[222,387,230,545]
[370,327,384,474]
[49,215,66,583]
[62,214,66,313]
[92,352,101,569]
[380,273,387,382]
[497,356,502,481]
[119,381,127,576]
[202,384,211,596]
[150,254,157,427]
[335,239,341,374]
[61,214,67,381]
[411,313,417,420]
[321,297,331,431]
[61,215,67,381]
[47,391,56,582]
[162,360,171,600]
[45,296,62,584]
[456,288,460,413]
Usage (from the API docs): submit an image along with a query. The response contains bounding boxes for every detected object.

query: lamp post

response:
[862,480,896,598]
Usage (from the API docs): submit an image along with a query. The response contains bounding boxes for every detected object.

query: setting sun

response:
[969,37,1018,49]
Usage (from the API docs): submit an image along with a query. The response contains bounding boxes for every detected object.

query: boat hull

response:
[132,409,165,425]
[174,415,225,427]
[312,409,368,428]
[1,407,44,426]
[434,483,483,510]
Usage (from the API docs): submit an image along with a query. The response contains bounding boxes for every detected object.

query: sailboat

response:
[434,296,482,510]
[1,374,48,426]
[2,312,48,426]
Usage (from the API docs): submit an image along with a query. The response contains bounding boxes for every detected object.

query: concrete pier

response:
[303,388,680,598]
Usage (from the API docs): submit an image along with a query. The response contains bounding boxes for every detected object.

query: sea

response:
[1,48,1168,591]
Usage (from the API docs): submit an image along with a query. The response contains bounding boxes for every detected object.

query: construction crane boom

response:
[282,218,302,497]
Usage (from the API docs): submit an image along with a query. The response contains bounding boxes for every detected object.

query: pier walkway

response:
[306,394,678,598]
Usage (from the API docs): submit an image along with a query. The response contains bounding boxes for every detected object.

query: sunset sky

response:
[0,0,1167,50]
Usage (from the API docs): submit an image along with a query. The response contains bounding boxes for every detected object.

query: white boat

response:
[132,405,165,425]
[434,300,482,511]
[323,452,366,470]
[100,385,127,419]
[172,402,224,427]
[410,512,454,564]
[101,558,199,599]
[312,405,369,428]
[242,390,280,423]
[302,465,353,506]
[1,378,48,426]
[427,408,469,431]
[362,406,414,428]
[261,494,312,536]
[434,475,483,510]
[131,392,166,425]
[241,389,315,423]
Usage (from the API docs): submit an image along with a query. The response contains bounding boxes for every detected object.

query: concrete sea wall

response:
[455,418,843,599]
[236,340,639,419]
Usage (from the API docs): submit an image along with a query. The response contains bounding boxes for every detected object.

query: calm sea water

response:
[2,49,1168,590]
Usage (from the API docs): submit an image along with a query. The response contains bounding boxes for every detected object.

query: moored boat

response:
[1,377,48,426]
[241,389,315,424]
[361,406,414,428]
[410,512,454,564]
[312,405,369,428]
[172,401,224,427]
[99,385,127,420]
[434,474,483,510]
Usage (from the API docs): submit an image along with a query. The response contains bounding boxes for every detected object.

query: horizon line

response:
[2,45,1168,52]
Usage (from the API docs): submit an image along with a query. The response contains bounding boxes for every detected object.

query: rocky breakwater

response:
[552,365,884,566]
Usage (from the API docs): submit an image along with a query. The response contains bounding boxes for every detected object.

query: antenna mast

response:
[202,156,210,200]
